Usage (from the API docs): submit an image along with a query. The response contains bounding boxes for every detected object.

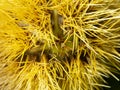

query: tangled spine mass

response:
[0,0,120,90]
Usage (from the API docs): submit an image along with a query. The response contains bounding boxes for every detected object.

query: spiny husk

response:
[0,0,120,90]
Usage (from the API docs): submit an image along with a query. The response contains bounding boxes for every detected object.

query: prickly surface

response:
[0,0,120,90]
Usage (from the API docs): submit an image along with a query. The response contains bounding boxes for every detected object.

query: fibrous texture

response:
[0,0,120,90]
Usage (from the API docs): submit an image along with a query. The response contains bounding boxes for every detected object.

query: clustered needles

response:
[0,0,120,90]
